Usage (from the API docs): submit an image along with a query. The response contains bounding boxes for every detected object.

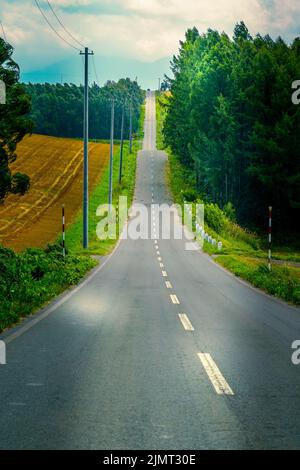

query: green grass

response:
[64,142,137,255]
[65,106,144,256]
[216,255,300,305]
[156,95,300,306]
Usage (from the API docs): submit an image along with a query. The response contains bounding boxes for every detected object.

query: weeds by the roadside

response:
[0,244,97,332]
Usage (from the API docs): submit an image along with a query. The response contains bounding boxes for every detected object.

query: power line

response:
[91,55,100,86]
[0,20,7,42]
[46,0,85,49]
[34,0,80,51]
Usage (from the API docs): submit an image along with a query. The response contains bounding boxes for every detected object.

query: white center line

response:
[159,263,164,268]
[178,314,194,331]
[197,353,234,396]
[162,271,168,277]
[165,281,172,289]
[158,256,162,261]
[170,294,180,304]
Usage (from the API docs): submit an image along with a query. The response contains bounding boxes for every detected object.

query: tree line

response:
[163,23,300,232]
[25,78,144,140]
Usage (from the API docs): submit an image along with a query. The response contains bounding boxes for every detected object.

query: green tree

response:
[0,38,32,201]
[163,22,300,233]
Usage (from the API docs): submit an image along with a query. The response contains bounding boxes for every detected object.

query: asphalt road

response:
[1,91,300,450]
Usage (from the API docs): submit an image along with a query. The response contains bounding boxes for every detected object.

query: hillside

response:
[0,134,110,251]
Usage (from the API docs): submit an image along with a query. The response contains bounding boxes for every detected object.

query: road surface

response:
[1,91,300,450]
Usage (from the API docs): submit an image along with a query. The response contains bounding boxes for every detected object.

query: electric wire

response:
[0,20,7,42]
[46,0,85,49]
[34,0,81,51]
[91,54,100,86]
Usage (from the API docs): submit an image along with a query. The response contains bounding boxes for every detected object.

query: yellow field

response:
[0,134,110,251]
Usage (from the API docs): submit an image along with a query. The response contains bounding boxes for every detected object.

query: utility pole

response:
[119,98,126,184]
[129,100,133,154]
[158,77,161,92]
[80,47,94,249]
[109,98,115,209]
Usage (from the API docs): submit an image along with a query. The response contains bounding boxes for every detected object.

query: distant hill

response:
[20,55,171,90]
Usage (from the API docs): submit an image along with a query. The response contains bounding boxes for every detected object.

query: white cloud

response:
[1,0,300,72]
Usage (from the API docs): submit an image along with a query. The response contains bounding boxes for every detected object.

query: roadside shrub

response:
[182,188,198,202]
[204,203,225,233]
[224,220,260,250]
[0,244,96,332]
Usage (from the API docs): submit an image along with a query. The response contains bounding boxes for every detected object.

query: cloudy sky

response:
[1,0,300,88]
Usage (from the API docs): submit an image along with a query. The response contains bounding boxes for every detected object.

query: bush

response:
[182,188,198,202]
[11,172,30,195]
[204,203,225,233]
[223,219,260,250]
[0,244,96,331]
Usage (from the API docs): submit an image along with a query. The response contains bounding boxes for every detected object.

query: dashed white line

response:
[178,314,194,331]
[165,281,172,289]
[162,271,168,277]
[197,353,234,396]
[158,256,162,261]
[159,263,164,268]
[170,294,180,304]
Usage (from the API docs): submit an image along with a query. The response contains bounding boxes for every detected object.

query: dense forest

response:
[163,22,300,232]
[25,79,144,140]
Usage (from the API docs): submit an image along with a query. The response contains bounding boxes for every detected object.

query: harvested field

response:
[0,134,110,251]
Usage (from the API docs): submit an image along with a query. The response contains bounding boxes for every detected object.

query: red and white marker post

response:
[268,206,272,271]
[62,204,66,258]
